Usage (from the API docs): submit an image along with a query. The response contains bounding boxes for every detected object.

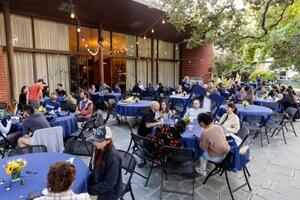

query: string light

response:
[76,26,81,33]
[70,11,75,19]
[81,38,85,42]
[84,43,88,48]
[151,28,154,33]
[143,36,147,40]
[162,19,165,24]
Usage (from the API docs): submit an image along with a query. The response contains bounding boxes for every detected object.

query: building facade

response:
[0,0,213,103]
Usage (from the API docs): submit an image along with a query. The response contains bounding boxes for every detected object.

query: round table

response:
[254,98,281,112]
[91,93,122,104]
[219,104,273,120]
[168,94,190,106]
[154,120,203,159]
[13,113,78,138]
[0,153,89,199]
[182,123,203,159]
[116,100,152,117]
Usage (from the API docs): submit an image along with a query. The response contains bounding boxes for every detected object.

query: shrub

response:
[249,70,277,82]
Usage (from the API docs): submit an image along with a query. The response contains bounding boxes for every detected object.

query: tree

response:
[157,0,300,72]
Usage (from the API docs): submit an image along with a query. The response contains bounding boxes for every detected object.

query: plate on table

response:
[42,188,49,196]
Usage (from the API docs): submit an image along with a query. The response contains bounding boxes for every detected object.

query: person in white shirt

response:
[35,161,90,200]
[0,117,20,143]
[184,99,206,121]
[219,102,242,144]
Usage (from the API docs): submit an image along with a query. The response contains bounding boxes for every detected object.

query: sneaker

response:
[195,167,206,176]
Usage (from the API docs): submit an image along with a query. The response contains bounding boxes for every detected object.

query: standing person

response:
[88,126,122,200]
[138,101,163,137]
[256,75,262,89]
[36,162,91,200]
[18,86,29,111]
[196,113,230,176]
[55,83,67,97]
[76,91,94,122]
[17,104,50,147]
[28,79,45,109]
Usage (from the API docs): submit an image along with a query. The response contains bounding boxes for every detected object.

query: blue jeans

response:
[200,151,226,171]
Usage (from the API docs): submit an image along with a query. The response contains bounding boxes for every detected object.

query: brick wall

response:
[181,44,213,83]
[0,47,9,103]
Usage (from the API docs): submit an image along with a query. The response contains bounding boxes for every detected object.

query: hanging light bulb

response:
[70,11,75,19]
[151,28,154,33]
[85,43,88,48]
[76,26,81,33]
[82,37,85,42]
[162,19,165,24]
[143,36,147,40]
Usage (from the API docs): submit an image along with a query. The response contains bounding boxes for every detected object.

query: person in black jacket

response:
[88,126,122,200]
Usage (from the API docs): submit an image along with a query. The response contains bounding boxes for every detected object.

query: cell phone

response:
[28,192,41,200]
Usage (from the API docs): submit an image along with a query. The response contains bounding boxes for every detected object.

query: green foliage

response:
[249,70,277,82]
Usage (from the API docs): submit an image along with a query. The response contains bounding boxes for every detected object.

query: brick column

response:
[0,47,9,103]
[181,44,214,84]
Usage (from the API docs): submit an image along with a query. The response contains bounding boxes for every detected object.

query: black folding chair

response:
[70,118,96,140]
[0,132,18,158]
[241,115,265,145]
[8,145,47,157]
[283,107,298,137]
[203,135,251,200]
[118,150,137,200]
[131,133,161,187]
[264,102,281,113]
[105,98,120,124]
[64,140,94,169]
[160,147,195,200]
[265,113,287,144]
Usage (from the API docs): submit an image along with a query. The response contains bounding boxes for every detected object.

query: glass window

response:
[158,40,174,59]
[69,25,77,52]
[79,26,98,52]
[102,30,111,55]
[0,12,6,46]
[34,19,69,51]
[158,61,175,87]
[175,44,180,60]
[126,59,136,90]
[126,35,136,57]
[112,33,136,57]
[138,37,151,58]
[11,15,33,48]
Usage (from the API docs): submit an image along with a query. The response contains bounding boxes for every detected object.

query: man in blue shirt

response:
[43,93,61,111]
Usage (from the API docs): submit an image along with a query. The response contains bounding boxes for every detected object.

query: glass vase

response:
[11,171,21,182]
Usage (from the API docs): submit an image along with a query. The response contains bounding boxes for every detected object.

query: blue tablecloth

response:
[182,124,203,159]
[0,153,89,200]
[116,100,152,117]
[168,94,190,107]
[91,93,122,104]
[254,99,281,112]
[13,113,78,138]
[219,104,273,120]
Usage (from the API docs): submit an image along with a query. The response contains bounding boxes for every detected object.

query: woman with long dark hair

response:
[279,88,297,110]
[88,126,122,200]
[159,100,172,120]
[18,86,29,111]
[219,102,240,135]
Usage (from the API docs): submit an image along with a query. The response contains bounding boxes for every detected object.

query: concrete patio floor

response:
[94,117,300,200]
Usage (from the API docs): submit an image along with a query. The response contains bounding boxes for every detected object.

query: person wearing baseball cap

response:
[87,126,122,200]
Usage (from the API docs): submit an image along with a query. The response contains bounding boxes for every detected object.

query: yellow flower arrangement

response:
[206,91,211,96]
[239,145,249,155]
[242,100,249,107]
[5,159,27,175]
[37,106,46,113]
[183,116,191,125]
[262,94,269,100]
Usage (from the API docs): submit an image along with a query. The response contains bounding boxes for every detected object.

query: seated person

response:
[18,104,50,147]
[55,83,67,97]
[88,84,96,94]
[151,120,186,156]
[137,101,163,137]
[138,81,146,91]
[196,113,230,176]
[76,91,94,122]
[159,100,173,120]
[278,88,297,110]
[175,85,183,94]
[0,116,21,144]
[184,99,206,121]
[114,83,121,93]
[243,88,254,103]
[99,83,111,93]
[36,161,90,200]
[42,93,61,111]
[132,83,141,94]
[255,86,267,98]
[147,83,154,96]
[88,127,122,200]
